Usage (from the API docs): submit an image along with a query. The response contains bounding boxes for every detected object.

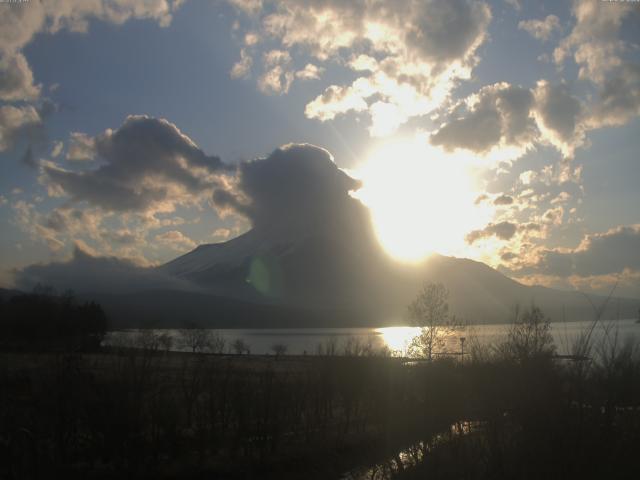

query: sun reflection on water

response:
[376,326,422,356]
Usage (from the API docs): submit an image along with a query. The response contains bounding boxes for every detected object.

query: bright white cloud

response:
[229,0,492,136]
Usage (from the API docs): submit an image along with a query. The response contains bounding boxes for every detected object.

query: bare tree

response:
[407,282,458,361]
[209,332,226,354]
[180,329,213,353]
[316,337,338,356]
[157,332,173,352]
[231,338,250,355]
[271,343,288,357]
[343,336,364,357]
[497,304,555,362]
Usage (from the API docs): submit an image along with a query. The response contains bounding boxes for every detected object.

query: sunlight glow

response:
[376,326,421,356]
[352,136,491,262]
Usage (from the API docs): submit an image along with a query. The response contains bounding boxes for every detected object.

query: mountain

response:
[16,143,637,328]
[155,204,638,327]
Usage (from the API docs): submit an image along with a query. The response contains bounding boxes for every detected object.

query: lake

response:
[104,318,640,357]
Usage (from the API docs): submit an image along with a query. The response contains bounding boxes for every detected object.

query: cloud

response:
[0,104,42,152]
[588,63,640,128]
[494,194,514,206]
[553,0,633,85]
[13,142,370,296]
[504,0,521,11]
[65,132,95,161]
[50,141,63,158]
[212,143,362,230]
[212,227,233,241]
[502,224,640,298]
[430,82,539,160]
[304,82,370,121]
[0,0,187,158]
[533,80,585,157]
[466,221,518,244]
[431,80,586,159]
[0,52,40,101]
[518,15,561,41]
[0,0,183,57]
[545,1,640,135]
[43,115,228,213]
[230,48,253,79]
[295,63,323,81]
[14,246,194,295]
[228,0,263,15]
[230,0,491,136]
[430,3,637,161]
[0,1,185,97]
[12,200,66,252]
[536,225,640,278]
[102,229,140,245]
[155,230,197,251]
[257,49,294,94]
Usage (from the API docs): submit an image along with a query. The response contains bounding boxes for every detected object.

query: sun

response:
[351,136,490,262]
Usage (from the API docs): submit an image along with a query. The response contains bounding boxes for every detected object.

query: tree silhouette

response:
[408,282,458,361]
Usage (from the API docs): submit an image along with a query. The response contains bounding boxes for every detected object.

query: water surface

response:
[105,318,640,357]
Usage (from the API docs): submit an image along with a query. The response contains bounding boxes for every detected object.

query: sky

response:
[0,0,639,298]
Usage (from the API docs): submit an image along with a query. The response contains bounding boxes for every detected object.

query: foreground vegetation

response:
[1,288,639,479]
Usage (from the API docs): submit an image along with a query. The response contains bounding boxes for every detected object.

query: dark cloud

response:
[466,221,518,244]
[406,0,491,64]
[430,80,587,158]
[43,115,229,212]
[494,194,514,205]
[533,81,584,156]
[536,225,640,277]
[431,83,536,154]
[212,143,362,230]
[19,142,369,294]
[431,106,502,153]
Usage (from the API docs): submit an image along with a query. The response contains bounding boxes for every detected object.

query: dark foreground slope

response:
[2,341,639,480]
